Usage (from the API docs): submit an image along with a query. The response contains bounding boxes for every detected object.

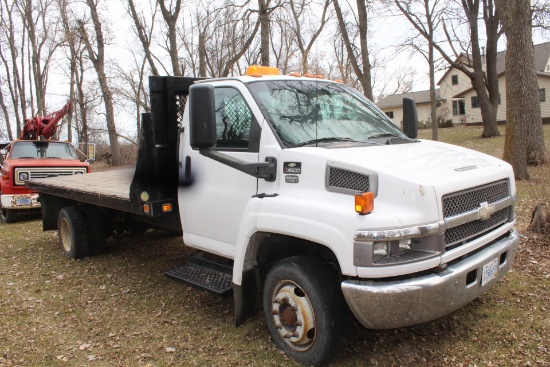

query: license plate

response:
[481,258,499,286]
[16,197,32,206]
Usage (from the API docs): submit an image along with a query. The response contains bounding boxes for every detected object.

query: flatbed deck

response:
[27,168,139,213]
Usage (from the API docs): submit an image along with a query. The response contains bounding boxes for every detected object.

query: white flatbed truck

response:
[28,68,519,366]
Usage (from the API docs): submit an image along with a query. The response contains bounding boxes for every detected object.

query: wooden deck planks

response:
[30,168,134,200]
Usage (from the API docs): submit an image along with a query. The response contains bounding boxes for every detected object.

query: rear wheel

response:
[58,207,89,259]
[263,256,348,367]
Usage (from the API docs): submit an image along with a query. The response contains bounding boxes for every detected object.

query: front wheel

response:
[263,256,349,367]
[0,208,17,223]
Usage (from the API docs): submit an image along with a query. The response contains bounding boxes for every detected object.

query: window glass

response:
[247,80,404,147]
[451,75,458,85]
[10,141,78,159]
[453,100,465,115]
[214,88,252,149]
[471,96,480,108]
[385,111,394,119]
[540,88,546,102]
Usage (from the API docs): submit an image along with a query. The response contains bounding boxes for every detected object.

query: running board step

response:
[165,254,233,296]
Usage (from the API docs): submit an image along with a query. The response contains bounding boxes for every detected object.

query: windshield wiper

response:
[368,133,402,139]
[293,137,354,147]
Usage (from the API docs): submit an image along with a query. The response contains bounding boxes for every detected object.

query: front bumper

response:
[1,193,40,210]
[341,230,519,329]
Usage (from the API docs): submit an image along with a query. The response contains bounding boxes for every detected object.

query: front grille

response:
[443,179,509,217]
[445,208,509,247]
[15,167,87,185]
[442,179,511,248]
[328,167,370,192]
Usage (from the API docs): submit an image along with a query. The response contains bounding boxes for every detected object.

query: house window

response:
[385,111,394,119]
[471,96,480,108]
[453,100,465,115]
[451,75,458,85]
[540,88,546,102]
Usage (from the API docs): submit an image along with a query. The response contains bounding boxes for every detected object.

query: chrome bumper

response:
[341,230,519,329]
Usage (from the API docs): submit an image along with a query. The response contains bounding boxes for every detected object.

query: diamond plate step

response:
[165,255,233,296]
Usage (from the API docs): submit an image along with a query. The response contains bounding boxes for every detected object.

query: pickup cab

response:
[28,69,519,366]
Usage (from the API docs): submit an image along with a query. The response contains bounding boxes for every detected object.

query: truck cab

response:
[0,140,89,223]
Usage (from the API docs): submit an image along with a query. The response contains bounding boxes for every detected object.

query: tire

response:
[58,207,90,259]
[82,206,107,255]
[263,256,349,367]
[0,208,17,223]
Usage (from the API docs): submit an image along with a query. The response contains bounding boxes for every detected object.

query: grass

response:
[1,125,549,367]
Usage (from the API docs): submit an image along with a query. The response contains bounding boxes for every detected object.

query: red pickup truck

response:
[0,140,90,223]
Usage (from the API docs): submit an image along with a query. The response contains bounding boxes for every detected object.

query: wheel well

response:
[254,233,342,285]
[234,233,343,326]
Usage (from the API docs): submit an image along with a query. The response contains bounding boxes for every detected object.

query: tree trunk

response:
[498,0,547,179]
[78,0,121,165]
[128,0,159,76]
[158,0,182,76]
[461,0,500,138]
[259,0,270,66]
[333,0,373,100]
[0,82,13,140]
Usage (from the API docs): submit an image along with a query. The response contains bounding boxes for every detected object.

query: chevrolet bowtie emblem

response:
[478,201,495,221]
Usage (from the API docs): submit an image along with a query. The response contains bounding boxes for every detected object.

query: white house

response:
[377,41,550,126]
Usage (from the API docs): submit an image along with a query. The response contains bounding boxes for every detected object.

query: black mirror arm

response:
[199,149,277,182]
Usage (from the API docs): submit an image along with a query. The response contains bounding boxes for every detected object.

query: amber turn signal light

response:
[162,203,172,212]
[355,192,374,215]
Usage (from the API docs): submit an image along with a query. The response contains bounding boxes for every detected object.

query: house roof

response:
[437,41,550,85]
[376,89,441,109]
[453,70,550,98]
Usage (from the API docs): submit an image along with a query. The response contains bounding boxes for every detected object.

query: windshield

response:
[247,80,405,147]
[10,141,78,159]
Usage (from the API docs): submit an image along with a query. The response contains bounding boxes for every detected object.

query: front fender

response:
[232,194,358,284]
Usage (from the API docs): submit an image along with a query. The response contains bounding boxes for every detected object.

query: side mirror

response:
[189,84,217,149]
[403,97,418,139]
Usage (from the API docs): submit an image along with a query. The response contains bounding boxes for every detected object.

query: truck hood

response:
[300,139,512,192]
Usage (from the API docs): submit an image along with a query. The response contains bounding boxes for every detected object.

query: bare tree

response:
[333,0,374,100]
[424,0,502,138]
[394,0,444,140]
[497,0,547,179]
[158,0,183,76]
[77,0,121,165]
[205,2,261,77]
[127,0,160,76]
[269,8,298,73]
[289,0,332,73]
[1,0,27,137]
[18,0,61,117]
[114,50,150,139]
[0,79,13,140]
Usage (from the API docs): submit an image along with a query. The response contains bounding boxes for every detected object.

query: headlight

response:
[19,172,29,181]
[373,242,389,262]
[373,240,411,263]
